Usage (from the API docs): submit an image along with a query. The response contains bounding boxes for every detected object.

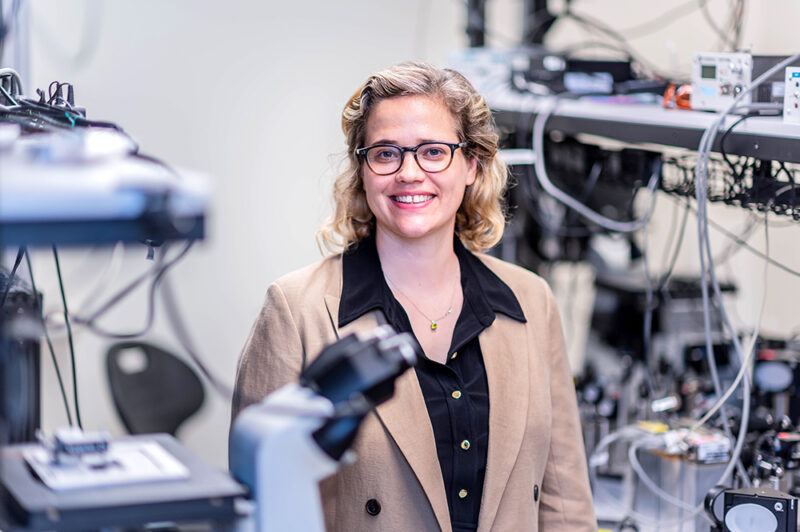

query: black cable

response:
[0,247,24,309]
[520,164,595,237]
[0,106,76,131]
[675,197,800,278]
[720,113,756,180]
[11,97,138,149]
[776,161,798,218]
[718,111,785,216]
[78,258,163,327]
[16,99,114,130]
[52,246,82,429]
[79,240,194,339]
[565,160,603,227]
[132,152,181,179]
[23,249,74,426]
[17,96,69,114]
[47,81,61,105]
[72,116,131,132]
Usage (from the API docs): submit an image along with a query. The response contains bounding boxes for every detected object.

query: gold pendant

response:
[430,322,437,331]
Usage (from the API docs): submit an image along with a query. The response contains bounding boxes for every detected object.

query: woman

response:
[232,61,596,532]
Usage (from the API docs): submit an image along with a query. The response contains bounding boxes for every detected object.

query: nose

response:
[396,151,425,182]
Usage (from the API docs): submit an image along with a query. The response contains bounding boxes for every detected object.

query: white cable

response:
[590,422,754,529]
[701,219,754,488]
[689,54,800,490]
[689,332,761,434]
[498,148,536,166]
[694,128,746,485]
[536,53,798,525]
[690,211,770,432]
[624,426,742,526]
[627,436,696,512]
[589,427,707,527]
[532,96,661,233]
[695,53,800,383]
[593,190,770,523]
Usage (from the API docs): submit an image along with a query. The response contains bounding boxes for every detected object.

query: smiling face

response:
[361,95,477,247]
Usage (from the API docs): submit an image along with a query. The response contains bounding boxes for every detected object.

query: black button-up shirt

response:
[338,235,526,532]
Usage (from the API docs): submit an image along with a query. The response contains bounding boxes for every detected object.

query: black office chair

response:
[106,341,205,436]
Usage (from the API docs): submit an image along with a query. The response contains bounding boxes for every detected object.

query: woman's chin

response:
[380,224,452,243]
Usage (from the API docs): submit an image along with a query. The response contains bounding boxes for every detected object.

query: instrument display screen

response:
[701,65,717,79]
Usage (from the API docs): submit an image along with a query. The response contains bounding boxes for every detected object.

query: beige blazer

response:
[232,252,597,532]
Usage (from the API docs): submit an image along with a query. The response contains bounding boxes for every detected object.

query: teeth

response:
[394,195,433,204]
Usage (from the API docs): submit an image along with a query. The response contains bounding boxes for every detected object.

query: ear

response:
[465,157,477,187]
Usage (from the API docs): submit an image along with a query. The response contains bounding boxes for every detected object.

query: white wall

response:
[25,0,468,468]
[18,0,800,469]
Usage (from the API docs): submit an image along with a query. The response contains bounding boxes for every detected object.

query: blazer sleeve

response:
[231,282,305,421]
[538,284,598,531]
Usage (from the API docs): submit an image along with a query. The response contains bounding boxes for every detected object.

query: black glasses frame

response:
[355,141,468,175]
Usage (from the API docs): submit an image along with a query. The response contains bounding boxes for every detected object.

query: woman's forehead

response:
[364,95,458,144]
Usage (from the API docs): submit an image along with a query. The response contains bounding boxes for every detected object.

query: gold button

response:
[450,351,458,360]
[451,390,462,399]
[460,440,470,450]
[458,489,468,499]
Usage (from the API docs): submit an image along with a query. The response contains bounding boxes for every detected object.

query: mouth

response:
[391,194,435,205]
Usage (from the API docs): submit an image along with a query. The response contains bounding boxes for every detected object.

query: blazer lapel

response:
[323,294,451,532]
[477,315,530,531]
[374,370,451,532]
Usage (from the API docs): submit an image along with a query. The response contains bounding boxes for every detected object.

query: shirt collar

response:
[339,234,526,328]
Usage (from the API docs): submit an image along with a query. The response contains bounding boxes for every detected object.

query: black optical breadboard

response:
[0,433,246,531]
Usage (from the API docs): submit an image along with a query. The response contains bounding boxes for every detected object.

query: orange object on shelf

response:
[663,83,693,110]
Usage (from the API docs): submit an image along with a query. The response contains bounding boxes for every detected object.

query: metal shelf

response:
[491,95,800,162]
[0,216,204,247]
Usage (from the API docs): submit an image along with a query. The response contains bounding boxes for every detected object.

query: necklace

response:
[384,272,460,332]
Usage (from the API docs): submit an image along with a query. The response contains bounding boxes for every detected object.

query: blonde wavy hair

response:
[317,61,509,253]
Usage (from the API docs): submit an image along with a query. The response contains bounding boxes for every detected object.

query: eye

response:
[370,147,400,162]
[419,144,448,160]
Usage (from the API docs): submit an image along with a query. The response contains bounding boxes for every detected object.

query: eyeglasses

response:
[355,141,468,175]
